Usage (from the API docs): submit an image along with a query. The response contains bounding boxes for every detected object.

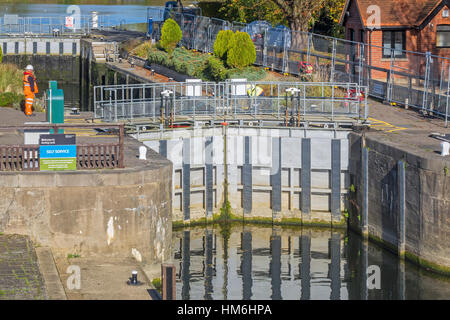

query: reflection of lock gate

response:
[299,62,314,74]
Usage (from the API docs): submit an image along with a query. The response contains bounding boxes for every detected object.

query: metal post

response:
[331,83,335,122]
[114,89,118,122]
[438,60,444,114]
[358,43,364,87]
[398,160,406,259]
[119,124,124,168]
[161,264,176,300]
[263,28,267,68]
[387,49,394,103]
[423,52,431,113]
[306,33,312,63]
[446,64,450,128]
[331,39,336,83]
[282,30,288,73]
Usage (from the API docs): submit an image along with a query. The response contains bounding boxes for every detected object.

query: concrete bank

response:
[348,131,450,275]
[0,145,173,265]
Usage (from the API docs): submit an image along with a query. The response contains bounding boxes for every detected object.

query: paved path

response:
[54,255,154,300]
[0,234,47,300]
[366,100,450,161]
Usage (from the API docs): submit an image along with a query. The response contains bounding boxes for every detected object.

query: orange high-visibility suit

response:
[23,72,38,116]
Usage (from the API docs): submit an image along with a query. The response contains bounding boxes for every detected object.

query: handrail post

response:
[119,124,124,168]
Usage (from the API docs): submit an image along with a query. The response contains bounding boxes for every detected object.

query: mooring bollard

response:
[127,270,143,286]
[441,141,450,156]
[139,146,147,160]
[161,263,176,300]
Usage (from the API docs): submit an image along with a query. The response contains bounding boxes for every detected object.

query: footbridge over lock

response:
[93,80,369,127]
[94,80,370,226]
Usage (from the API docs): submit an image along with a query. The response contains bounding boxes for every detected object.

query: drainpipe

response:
[368,28,372,83]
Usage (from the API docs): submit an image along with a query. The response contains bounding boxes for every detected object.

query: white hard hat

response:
[25,65,34,71]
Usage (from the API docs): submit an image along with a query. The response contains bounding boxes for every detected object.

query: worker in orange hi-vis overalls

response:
[23,65,38,116]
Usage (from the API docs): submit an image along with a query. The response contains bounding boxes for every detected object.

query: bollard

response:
[139,146,147,160]
[441,141,450,156]
[127,270,143,286]
[161,264,176,300]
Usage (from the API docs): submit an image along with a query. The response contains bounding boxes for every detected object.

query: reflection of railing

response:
[94,81,368,122]
[0,124,124,172]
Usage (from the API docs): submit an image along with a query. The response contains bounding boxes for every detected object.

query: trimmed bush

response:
[205,56,227,82]
[213,30,234,61]
[160,18,182,55]
[227,31,256,69]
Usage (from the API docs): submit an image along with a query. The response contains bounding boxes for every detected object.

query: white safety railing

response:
[94,81,368,123]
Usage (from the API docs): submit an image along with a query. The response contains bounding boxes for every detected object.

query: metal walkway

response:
[94,81,369,128]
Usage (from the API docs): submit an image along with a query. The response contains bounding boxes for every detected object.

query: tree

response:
[227,31,256,69]
[213,30,234,61]
[312,0,346,37]
[271,0,325,32]
[220,0,327,33]
[219,0,286,26]
[160,18,182,55]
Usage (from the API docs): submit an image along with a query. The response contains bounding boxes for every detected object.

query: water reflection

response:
[173,225,450,300]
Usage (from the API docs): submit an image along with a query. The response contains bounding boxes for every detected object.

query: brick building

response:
[339,0,450,80]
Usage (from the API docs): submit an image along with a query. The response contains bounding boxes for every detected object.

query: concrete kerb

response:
[35,247,67,300]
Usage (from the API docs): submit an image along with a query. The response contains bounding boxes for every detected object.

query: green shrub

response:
[0,45,3,63]
[152,278,162,294]
[227,31,256,69]
[0,64,23,95]
[0,92,24,108]
[133,41,152,58]
[213,29,234,61]
[160,18,182,55]
[205,56,227,81]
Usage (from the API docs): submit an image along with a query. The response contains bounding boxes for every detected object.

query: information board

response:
[39,134,77,171]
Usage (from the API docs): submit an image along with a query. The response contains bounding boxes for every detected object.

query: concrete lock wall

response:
[348,133,450,274]
[0,163,173,264]
[0,38,80,56]
[138,127,351,226]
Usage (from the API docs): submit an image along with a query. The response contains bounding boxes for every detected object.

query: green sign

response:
[39,134,77,171]
[40,158,77,171]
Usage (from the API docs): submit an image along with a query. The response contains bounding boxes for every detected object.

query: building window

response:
[382,30,406,58]
[349,28,354,42]
[360,29,364,43]
[437,25,450,48]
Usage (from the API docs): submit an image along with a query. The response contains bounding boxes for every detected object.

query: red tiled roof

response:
[340,0,445,27]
